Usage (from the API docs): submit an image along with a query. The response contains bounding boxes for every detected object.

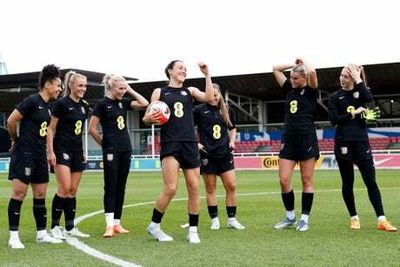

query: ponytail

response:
[214,83,233,128]
[102,74,125,97]
[63,71,86,97]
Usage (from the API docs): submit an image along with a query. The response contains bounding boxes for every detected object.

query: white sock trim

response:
[286,210,295,220]
[377,215,386,222]
[105,213,114,227]
[10,231,20,239]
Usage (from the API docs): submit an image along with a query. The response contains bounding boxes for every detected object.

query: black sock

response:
[301,192,314,215]
[151,208,164,223]
[8,198,23,231]
[207,205,218,219]
[226,206,237,218]
[282,190,295,211]
[64,197,76,231]
[33,198,47,231]
[189,213,199,227]
[51,194,64,229]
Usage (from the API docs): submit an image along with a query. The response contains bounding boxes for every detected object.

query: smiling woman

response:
[142,60,214,244]
[7,64,63,249]
[88,74,148,238]
[46,71,91,240]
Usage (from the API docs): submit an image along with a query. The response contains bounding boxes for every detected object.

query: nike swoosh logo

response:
[374,157,392,165]
[69,107,74,110]
[339,96,345,99]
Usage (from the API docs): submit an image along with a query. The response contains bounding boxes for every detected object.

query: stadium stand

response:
[233,137,394,153]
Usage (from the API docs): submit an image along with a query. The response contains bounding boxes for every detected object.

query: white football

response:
[147,101,171,125]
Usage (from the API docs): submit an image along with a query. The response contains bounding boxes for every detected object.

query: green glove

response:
[362,107,381,121]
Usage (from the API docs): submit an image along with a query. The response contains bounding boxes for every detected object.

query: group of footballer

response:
[6,58,397,249]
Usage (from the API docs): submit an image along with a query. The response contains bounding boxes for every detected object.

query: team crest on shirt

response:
[81,106,86,114]
[118,102,123,109]
[202,158,208,166]
[341,147,348,155]
[181,91,188,96]
[107,153,114,161]
[24,167,31,176]
[300,89,305,95]
[353,92,359,99]
[63,153,70,160]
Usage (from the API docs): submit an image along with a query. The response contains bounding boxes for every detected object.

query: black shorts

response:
[200,150,234,175]
[160,142,200,169]
[55,151,86,172]
[334,140,373,162]
[9,151,49,184]
[279,133,320,161]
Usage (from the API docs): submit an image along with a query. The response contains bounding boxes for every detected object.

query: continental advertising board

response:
[1,155,400,172]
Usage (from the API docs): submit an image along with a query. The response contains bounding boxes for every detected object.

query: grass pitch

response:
[0,170,399,266]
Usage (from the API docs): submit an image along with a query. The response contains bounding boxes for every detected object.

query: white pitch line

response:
[69,187,400,266]
[66,237,140,267]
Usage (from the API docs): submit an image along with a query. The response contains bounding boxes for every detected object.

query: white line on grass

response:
[66,237,140,267]
[69,187,400,266]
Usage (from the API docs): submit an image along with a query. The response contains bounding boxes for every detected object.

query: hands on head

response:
[346,64,363,82]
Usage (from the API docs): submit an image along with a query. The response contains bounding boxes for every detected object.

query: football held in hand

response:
[147,101,171,125]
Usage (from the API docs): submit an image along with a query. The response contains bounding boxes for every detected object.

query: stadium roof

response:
[1,62,400,113]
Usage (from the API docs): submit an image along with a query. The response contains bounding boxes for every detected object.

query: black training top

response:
[93,97,133,152]
[52,96,89,152]
[193,103,235,158]
[282,80,318,135]
[14,93,51,156]
[159,86,196,143]
[328,82,373,142]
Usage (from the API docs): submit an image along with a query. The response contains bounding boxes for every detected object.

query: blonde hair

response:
[102,74,126,96]
[63,71,86,97]
[291,64,307,76]
[213,83,233,128]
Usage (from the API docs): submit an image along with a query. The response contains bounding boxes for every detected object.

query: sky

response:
[1,0,400,82]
